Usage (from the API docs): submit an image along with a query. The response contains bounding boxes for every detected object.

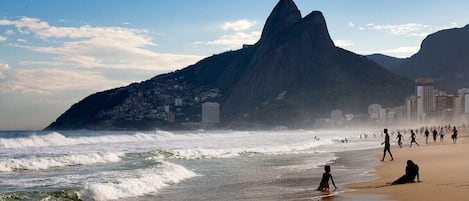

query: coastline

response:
[346,128,469,201]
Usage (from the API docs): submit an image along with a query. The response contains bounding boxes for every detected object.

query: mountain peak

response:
[260,0,301,41]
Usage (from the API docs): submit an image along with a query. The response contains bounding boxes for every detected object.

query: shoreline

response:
[346,128,469,201]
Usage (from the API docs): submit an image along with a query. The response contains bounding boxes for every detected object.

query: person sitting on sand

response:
[316,165,337,191]
[391,160,420,185]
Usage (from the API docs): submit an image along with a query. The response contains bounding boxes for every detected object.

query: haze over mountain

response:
[46,0,413,130]
[367,25,469,92]
[366,54,405,71]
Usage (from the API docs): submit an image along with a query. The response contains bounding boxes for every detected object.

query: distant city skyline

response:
[1,0,468,130]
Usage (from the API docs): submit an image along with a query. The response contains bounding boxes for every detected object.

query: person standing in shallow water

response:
[316,165,337,191]
[381,128,394,161]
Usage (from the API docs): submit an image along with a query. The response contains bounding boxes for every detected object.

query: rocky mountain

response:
[391,24,469,92]
[46,0,413,130]
[366,54,405,71]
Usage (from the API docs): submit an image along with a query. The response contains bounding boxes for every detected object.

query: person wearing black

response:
[432,128,438,142]
[381,128,394,161]
[396,132,403,148]
[392,160,420,185]
[452,126,458,143]
[424,129,430,144]
[316,165,337,191]
[409,130,419,147]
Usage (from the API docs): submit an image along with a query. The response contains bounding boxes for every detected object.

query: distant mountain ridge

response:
[366,54,405,71]
[366,25,469,92]
[46,0,413,130]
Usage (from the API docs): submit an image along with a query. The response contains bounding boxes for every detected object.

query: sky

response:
[0,0,468,130]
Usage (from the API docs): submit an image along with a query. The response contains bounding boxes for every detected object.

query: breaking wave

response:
[0,152,124,172]
[79,161,197,201]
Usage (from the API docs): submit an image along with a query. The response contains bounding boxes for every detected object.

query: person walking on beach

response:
[452,126,458,143]
[391,160,420,185]
[439,127,445,142]
[396,132,403,148]
[410,130,419,147]
[316,165,337,191]
[432,128,438,142]
[381,128,394,161]
[424,129,430,144]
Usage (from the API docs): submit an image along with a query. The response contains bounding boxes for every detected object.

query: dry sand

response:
[347,128,469,201]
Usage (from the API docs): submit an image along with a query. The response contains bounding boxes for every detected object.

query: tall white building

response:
[465,94,469,114]
[405,96,417,122]
[368,104,382,122]
[202,102,220,123]
[415,78,434,122]
[175,98,183,106]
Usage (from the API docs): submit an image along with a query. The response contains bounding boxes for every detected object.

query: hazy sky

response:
[0,0,468,130]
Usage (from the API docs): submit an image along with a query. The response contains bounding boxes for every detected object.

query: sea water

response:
[0,129,383,201]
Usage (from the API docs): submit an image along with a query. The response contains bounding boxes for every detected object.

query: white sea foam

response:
[0,152,124,172]
[79,161,197,201]
[149,139,333,160]
[0,131,250,148]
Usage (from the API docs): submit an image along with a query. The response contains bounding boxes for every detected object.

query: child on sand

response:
[316,165,337,191]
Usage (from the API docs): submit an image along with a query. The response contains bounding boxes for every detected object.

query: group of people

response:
[316,125,462,192]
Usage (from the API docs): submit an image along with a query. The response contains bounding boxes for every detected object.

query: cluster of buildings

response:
[106,76,221,128]
[329,78,469,127]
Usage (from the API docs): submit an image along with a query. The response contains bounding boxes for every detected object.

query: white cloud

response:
[207,31,261,48]
[5,29,15,35]
[0,35,6,42]
[0,17,204,71]
[0,63,10,78]
[16,38,27,42]
[379,46,420,54]
[347,22,355,28]
[369,23,429,36]
[334,40,353,47]
[0,67,126,94]
[222,19,256,32]
[359,46,420,57]
[198,19,260,48]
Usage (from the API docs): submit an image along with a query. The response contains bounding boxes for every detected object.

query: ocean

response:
[0,129,384,201]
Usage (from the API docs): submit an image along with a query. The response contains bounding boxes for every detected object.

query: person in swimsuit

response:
[381,128,394,161]
[392,160,420,185]
[316,165,337,191]
[409,130,419,147]
[396,132,403,148]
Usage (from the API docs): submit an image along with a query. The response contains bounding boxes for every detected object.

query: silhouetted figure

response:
[452,126,458,143]
[439,128,444,142]
[381,128,394,161]
[424,129,429,144]
[396,132,403,148]
[316,165,337,191]
[409,130,419,147]
[432,129,438,142]
[392,160,420,185]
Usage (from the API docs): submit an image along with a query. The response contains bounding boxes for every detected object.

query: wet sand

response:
[347,128,469,201]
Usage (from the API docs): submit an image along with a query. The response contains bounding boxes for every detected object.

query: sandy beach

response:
[347,128,469,201]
